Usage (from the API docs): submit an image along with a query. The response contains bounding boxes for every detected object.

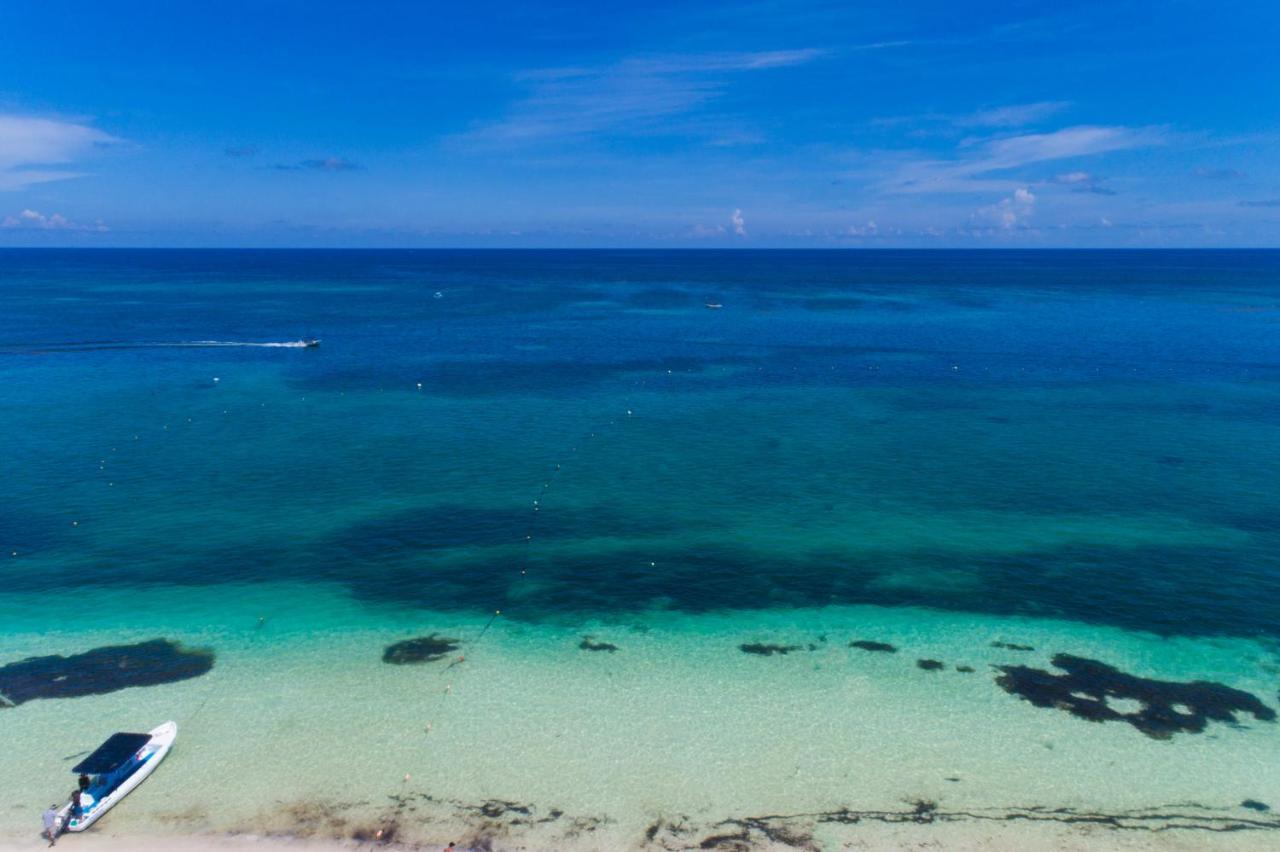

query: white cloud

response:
[1,208,107,231]
[972,187,1036,230]
[0,115,119,190]
[731,208,746,236]
[847,219,878,236]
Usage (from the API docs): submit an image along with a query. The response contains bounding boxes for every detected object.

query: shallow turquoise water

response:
[2,250,1280,843]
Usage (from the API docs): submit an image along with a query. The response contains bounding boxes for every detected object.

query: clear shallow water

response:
[2,249,1280,845]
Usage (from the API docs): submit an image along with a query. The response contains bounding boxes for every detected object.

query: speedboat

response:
[302,338,321,348]
[58,722,177,832]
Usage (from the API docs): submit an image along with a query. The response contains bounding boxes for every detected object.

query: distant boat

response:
[58,722,177,833]
[705,302,723,309]
[302,338,321,348]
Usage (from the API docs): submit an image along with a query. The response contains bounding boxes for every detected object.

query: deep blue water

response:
[3,249,1280,638]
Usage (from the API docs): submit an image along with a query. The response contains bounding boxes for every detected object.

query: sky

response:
[1,0,1278,247]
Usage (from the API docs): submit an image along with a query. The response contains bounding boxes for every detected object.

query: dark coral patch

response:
[382,634,460,665]
[995,654,1277,739]
[991,641,1035,651]
[0,639,213,707]
[739,643,800,656]
[578,636,618,653]
[917,659,945,671]
[1242,800,1270,812]
[850,640,897,653]
[956,665,975,673]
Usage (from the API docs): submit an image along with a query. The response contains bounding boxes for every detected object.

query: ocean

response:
[2,249,1279,847]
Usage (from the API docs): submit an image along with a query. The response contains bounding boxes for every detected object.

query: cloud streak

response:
[876,125,1163,195]
[462,49,826,144]
[0,115,118,190]
[270,157,361,172]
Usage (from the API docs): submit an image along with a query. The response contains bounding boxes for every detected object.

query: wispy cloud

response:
[224,145,258,158]
[1193,166,1244,180]
[873,101,1070,132]
[1052,170,1117,194]
[731,208,746,236]
[1,208,107,231]
[956,101,1070,128]
[0,115,118,190]
[461,49,826,144]
[270,157,361,172]
[1239,198,1280,208]
[877,125,1163,195]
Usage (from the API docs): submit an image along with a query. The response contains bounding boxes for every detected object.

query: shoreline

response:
[5,811,1280,852]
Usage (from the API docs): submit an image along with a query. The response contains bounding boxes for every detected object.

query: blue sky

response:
[1,0,1277,247]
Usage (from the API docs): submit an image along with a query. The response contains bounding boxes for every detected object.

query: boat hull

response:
[60,721,176,833]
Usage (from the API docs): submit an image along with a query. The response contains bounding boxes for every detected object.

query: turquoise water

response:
[3,249,1280,845]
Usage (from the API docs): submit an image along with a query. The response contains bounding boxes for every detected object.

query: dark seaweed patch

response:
[1242,800,1270,812]
[0,639,213,707]
[992,641,1035,651]
[287,355,739,397]
[382,634,460,665]
[329,504,678,561]
[995,654,1277,739]
[917,659,944,671]
[578,636,618,653]
[739,643,800,656]
[850,640,897,653]
[956,665,975,673]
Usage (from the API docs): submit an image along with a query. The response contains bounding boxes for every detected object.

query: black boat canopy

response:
[72,733,151,774]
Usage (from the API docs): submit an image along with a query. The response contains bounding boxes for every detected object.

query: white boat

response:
[58,721,177,833]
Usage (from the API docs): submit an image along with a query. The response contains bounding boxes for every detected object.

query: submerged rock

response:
[739,643,800,656]
[1241,799,1270,812]
[0,639,214,707]
[578,636,618,653]
[917,659,945,671]
[849,640,897,653]
[996,654,1277,739]
[382,634,460,665]
[991,641,1035,651]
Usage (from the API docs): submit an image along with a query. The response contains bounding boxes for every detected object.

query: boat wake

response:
[1,339,320,354]
[167,340,317,348]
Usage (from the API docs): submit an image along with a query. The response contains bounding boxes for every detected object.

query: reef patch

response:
[995,654,1276,739]
[849,640,897,653]
[0,638,214,708]
[916,659,945,671]
[992,641,1035,651]
[739,643,801,656]
[578,636,618,653]
[382,634,460,665]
